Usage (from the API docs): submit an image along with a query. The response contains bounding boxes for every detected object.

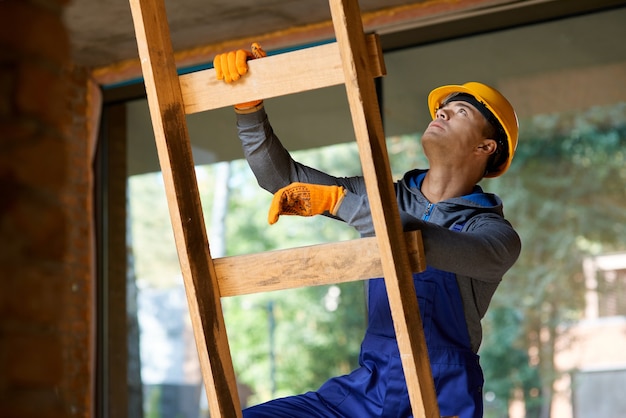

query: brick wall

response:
[0,0,95,416]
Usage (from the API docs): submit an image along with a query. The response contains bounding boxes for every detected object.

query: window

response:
[584,253,626,319]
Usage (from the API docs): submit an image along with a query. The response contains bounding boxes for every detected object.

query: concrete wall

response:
[0,0,96,416]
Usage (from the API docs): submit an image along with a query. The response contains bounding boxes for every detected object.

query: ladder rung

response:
[215,230,425,297]
[180,33,386,114]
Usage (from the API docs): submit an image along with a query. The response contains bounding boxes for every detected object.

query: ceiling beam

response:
[379,0,626,50]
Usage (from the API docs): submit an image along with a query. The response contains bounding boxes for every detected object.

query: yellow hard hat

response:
[428,82,519,177]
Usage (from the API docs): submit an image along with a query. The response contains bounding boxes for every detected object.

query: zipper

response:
[422,203,434,221]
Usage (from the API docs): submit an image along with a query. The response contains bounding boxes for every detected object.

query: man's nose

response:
[436,108,448,120]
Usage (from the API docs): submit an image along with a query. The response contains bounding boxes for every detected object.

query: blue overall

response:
[243,266,484,418]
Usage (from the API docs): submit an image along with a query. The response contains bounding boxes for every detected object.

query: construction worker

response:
[214,47,522,418]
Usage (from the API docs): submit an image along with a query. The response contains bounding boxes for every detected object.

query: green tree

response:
[481,306,541,417]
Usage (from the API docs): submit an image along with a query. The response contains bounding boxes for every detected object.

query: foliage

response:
[479,102,626,415]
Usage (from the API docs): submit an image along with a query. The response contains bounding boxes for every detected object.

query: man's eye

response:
[459,108,468,115]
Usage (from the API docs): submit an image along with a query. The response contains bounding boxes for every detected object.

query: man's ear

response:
[477,139,497,156]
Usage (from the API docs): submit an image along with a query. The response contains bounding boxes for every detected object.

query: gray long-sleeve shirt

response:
[236,105,521,352]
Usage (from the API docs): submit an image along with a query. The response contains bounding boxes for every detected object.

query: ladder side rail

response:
[329,0,440,416]
[128,0,241,416]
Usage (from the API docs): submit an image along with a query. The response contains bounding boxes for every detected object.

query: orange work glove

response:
[268,182,347,225]
[213,42,267,110]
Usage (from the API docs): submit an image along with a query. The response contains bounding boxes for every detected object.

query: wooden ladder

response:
[128,0,444,417]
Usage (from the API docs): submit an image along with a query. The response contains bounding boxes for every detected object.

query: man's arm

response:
[236,105,345,193]
[415,215,521,282]
[237,106,378,226]
[236,105,521,281]
[337,193,521,282]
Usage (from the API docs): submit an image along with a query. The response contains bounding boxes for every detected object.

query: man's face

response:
[422,99,491,161]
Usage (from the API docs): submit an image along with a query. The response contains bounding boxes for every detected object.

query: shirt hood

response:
[401,169,505,223]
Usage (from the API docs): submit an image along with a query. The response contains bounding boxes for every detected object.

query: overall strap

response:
[451,222,466,232]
